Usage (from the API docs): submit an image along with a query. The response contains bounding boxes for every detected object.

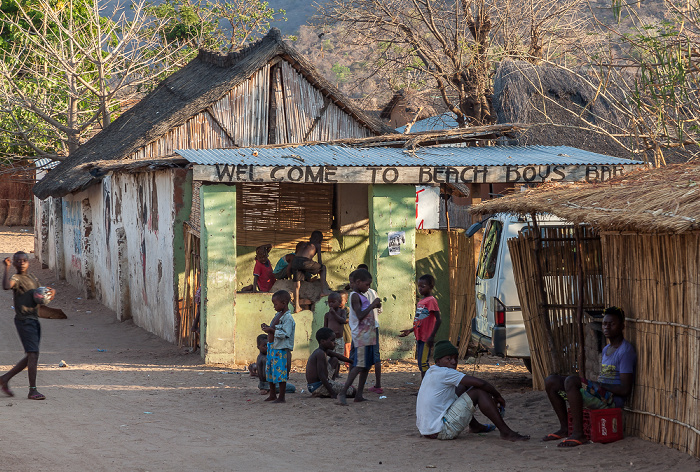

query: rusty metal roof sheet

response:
[175,144,644,167]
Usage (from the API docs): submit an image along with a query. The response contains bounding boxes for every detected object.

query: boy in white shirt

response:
[416,340,530,441]
[357,264,383,394]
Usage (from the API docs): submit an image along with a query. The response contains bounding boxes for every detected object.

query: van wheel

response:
[522,358,532,373]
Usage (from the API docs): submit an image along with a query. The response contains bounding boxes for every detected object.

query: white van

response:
[467,213,569,372]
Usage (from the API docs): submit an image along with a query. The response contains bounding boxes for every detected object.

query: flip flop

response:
[368,386,384,394]
[542,433,564,441]
[0,381,13,397]
[557,438,585,448]
[483,424,496,433]
[28,391,46,400]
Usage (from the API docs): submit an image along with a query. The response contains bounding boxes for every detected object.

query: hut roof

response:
[33,28,395,200]
[469,162,700,233]
[492,59,635,159]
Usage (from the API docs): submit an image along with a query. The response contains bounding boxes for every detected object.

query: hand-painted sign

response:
[194,163,642,184]
[416,186,440,229]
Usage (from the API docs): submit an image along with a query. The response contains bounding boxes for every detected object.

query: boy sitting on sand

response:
[416,340,530,442]
[306,328,355,399]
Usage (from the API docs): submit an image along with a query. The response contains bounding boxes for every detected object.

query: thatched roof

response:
[379,89,437,121]
[493,59,636,160]
[33,28,395,199]
[469,162,700,234]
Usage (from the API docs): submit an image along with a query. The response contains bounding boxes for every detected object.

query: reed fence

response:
[507,225,605,390]
[0,165,34,226]
[447,230,475,357]
[179,227,201,348]
[602,231,700,458]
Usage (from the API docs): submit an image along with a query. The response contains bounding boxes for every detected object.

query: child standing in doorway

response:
[400,274,442,378]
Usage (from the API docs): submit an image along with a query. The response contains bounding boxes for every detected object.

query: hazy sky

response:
[105,0,316,35]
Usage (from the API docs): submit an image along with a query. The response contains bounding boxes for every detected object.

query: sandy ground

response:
[0,227,699,471]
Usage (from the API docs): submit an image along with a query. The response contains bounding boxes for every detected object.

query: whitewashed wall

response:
[109,171,177,341]
[34,171,177,342]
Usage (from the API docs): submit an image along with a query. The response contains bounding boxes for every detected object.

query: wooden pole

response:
[574,225,586,377]
[530,212,558,373]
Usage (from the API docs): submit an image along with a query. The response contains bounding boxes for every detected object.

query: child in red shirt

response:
[242,244,276,292]
[400,274,441,378]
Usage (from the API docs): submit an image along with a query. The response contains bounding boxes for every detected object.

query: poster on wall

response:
[388,231,406,256]
[416,185,440,229]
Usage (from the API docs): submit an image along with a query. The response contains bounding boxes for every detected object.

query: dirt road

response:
[0,227,698,471]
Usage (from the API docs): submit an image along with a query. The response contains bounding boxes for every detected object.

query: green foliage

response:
[331,62,351,83]
[144,0,286,53]
[0,0,286,161]
[626,19,700,147]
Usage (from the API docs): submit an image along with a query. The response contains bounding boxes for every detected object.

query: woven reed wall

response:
[602,231,700,458]
[179,229,201,347]
[0,166,34,226]
[236,183,333,251]
[508,226,605,390]
[447,230,476,357]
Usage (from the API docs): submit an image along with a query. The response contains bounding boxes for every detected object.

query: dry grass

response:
[471,162,700,233]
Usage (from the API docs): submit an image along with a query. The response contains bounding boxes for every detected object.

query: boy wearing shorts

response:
[336,269,381,406]
[2,251,54,400]
[400,274,442,378]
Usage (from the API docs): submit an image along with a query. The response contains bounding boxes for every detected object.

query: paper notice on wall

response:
[388,231,405,256]
[416,185,440,229]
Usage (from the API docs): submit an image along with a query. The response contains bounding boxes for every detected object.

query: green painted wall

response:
[369,184,416,359]
[234,293,325,363]
[415,230,451,342]
[200,184,236,364]
[206,185,453,364]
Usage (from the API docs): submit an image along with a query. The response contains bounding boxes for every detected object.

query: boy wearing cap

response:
[415,340,530,441]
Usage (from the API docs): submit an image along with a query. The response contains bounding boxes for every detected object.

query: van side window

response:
[476,221,502,279]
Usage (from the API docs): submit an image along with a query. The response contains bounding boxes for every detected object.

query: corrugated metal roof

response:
[396,113,458,133]
[176,144,644,167]
[34,158,60,170]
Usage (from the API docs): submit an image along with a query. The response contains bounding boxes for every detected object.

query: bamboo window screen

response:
[236,183,333,250]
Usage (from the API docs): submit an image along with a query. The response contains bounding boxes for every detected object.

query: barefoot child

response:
[255,333,295,395]
[306,328,356,399]
[400,274,441,379]
[336,269,381,406]
[323,292,347,379]
[261,290,295,403]
[1,252,54,400]
[416,340,530,442]
[339,291,352,364]
[357,264,383,394]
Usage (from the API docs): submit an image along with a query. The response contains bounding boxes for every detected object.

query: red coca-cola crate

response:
[567,408,624,443]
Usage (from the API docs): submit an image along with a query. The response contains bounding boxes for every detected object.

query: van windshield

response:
[476,220,502,279]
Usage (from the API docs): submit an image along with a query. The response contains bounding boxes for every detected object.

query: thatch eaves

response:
[469,163,700,234]
[493,59,636,160]
[33,28,395,200]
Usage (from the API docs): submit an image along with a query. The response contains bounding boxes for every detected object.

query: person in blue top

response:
[543,306,637,447]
